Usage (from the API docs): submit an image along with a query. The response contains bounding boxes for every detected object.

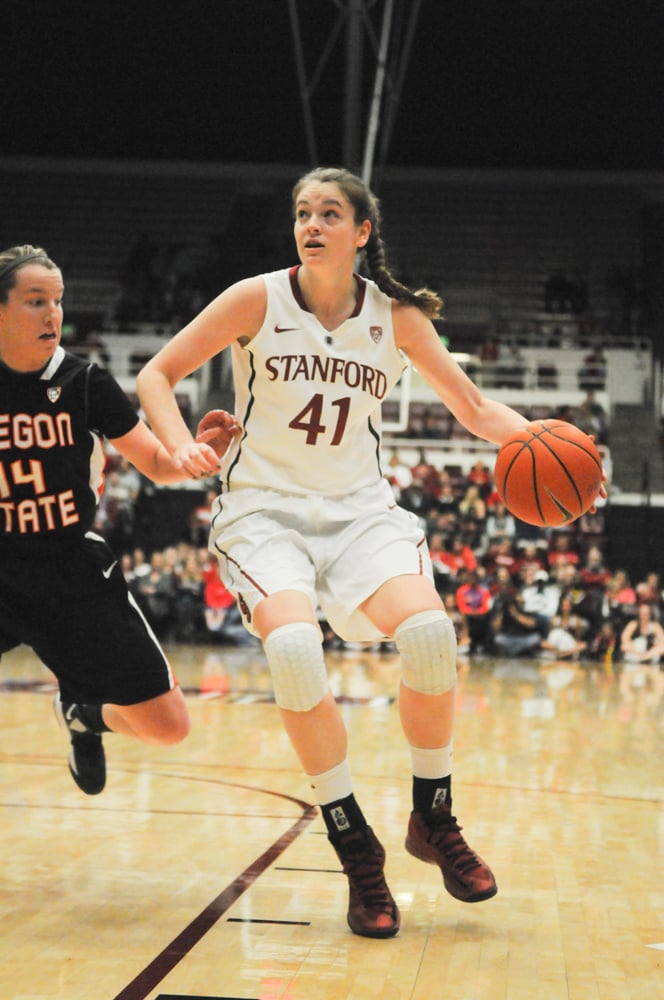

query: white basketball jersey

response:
[222,266,407,496]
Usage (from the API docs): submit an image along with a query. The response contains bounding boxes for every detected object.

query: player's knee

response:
[133,691,191,745]
[395,610,457,695]
[263,622,327,712]
[157,712,191,745]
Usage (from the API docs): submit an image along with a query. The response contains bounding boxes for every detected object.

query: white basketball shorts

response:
[208,479,433,641]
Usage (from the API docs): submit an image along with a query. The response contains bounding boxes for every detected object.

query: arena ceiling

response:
[2,0,661,174]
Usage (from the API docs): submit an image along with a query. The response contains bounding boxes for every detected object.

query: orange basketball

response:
[494,419,603,527]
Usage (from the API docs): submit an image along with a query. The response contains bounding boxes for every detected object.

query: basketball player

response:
[136,167,533,938]
[0,245,234,796]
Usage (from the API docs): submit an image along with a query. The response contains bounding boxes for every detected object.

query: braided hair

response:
[0,245,56,303]
[291,167,443,320]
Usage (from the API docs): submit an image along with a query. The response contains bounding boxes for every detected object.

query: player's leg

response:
[96,686,189,743]
[254,590,400,938]
[360,574,497,903]
[47,536,189,794]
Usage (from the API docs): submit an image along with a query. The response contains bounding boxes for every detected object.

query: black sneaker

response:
[53,694,106,795]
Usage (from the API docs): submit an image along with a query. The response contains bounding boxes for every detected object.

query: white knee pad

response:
[263,622,328,711]
[395,610,457,695]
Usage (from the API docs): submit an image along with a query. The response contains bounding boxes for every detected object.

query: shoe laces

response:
[335,829,393,912]
[426,806,483,875]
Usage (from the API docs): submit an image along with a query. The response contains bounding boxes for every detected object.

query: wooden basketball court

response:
[2,641,663,999]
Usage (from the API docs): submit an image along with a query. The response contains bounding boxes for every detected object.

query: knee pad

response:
[395,610,457,695]
[263,622,327,711]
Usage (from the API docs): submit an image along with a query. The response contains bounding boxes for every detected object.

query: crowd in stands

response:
[99,443,663,709]
[384,451,662,697]
[393,392,609,447]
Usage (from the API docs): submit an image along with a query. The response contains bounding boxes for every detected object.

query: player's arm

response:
[136,276,265,475]
[393,303,528,446]
[108,420,213,485]
[619,620,637,652]
[647,623,664,661]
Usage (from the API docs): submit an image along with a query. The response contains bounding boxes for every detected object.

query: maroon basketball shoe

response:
[405,804,497,902]
[331,826,400,938]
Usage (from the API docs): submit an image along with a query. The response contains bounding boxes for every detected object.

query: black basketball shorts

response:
[0,532,176,705]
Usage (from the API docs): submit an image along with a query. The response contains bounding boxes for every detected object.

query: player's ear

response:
[356,219,371,248]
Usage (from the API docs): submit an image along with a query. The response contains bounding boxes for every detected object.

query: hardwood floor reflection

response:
[2,642,663,1000]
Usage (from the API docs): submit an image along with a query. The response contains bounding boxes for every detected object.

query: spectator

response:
[486,501,516,545]
[578,544,611,629]
[577,345,607,392]
[466,460,493,498]
[603,570,637,631]
[540,592,589,659]
[455,571,492,654]
[620,603,664,665]
[574,390,608,444]
[488,564,516,601]
[189,487,219,547]
[478,335,499,363]
[430,477,460,518]
[443,591,470,654]
[513,541,547,577]
[437,535,478,584]
[428,532,453,595]
[398,474,432,519]
[457,484,487,523]
[132,550,177,640]
[486,538,518,579]
[619,603,664,704]
[586,621,617,664]
[547,534,580,572]
[636,572,662,613]
[174,551,206,642]
[491,590,542,658]
[131,546,151,581]
[203,559,258,645]
[520,568,561,636]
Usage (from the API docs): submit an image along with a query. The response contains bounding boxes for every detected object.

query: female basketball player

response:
[136,167,538,938]
[0,245,237,797]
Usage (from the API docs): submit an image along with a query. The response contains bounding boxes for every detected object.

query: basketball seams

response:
[529,421,603,470]
[502,445,545,524]
[530,439,584,511]
[494,418,602,527]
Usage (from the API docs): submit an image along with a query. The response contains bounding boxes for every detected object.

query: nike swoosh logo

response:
[102,560,118,579]
[274,324,298,333]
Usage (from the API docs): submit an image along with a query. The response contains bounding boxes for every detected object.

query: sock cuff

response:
[308,759,353,805]
[409,742,453,779]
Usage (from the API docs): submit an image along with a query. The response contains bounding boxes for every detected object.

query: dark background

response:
[2,0,662,171]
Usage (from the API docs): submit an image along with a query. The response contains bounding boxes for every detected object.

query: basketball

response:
[494,419,603,527]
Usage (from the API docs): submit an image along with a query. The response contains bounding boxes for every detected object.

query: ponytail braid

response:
[363,227,443,320]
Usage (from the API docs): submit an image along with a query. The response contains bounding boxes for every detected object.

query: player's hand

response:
[171,440,221,480]
[195,409,242,459]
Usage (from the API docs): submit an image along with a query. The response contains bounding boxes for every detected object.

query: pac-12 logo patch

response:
[370,325,383,343]
[47,387,62,403]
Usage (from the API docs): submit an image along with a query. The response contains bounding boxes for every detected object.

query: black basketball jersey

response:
[0,346,139,547]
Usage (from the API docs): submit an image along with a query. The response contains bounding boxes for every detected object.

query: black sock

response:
[412,775,452,817]
[321,794,367,842]
[76,703,112,734]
